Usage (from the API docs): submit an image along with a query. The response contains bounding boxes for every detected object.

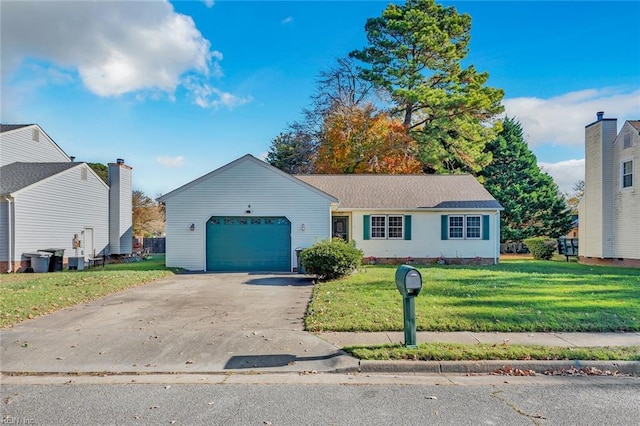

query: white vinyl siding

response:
[355,211,498,261]
[162,157,334,271]
[108,163,133,254]
[10,164,109,263]
[581,119,640,260]
[0,125,70,167]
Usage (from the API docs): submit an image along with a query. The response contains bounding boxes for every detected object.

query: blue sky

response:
[2,0,639,197]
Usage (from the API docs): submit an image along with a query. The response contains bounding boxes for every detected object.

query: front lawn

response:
[305,260,640,333]
[0,255,176,327]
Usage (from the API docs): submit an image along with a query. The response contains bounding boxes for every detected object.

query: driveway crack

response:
[490,388,547,425]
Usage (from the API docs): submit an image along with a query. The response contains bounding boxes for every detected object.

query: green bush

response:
[524,237,557,260]
[301,238,363,281]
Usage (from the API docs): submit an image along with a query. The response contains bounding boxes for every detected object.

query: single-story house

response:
[158,154,503,272]
[0,124,133,272]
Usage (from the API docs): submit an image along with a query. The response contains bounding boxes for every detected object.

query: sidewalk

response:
[317,331,640,348]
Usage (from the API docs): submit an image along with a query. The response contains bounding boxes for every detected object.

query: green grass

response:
[344,343,640,361]
[305,260,640,333]
[0,255,176,327]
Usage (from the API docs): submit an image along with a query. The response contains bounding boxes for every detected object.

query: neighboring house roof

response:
[0,162,80,195]
[0,124,33,133]
[294,174,502,210]
[628,120,640,131]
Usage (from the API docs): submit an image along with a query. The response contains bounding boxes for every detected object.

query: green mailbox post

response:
[395,265,423,348]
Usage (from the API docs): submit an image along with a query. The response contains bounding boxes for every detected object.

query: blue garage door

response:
[206,216,291,272]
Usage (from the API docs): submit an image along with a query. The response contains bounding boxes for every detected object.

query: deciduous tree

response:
[133,190,165,237]
[315,105,422,174]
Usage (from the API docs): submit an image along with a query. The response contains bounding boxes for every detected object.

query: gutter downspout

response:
[4,195,13,273]
[494,210,500,265]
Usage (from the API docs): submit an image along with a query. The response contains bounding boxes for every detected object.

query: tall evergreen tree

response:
[480,117,573,242]
[350,0,504,174]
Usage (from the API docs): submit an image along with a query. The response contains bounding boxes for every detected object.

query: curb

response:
[359,360,640,375]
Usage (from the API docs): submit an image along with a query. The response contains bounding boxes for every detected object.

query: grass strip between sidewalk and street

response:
[0,255,176,328]
[305,260,640,333]
[343,343,640,361]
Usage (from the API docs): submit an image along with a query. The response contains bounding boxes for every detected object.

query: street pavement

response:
[1,272,639,376]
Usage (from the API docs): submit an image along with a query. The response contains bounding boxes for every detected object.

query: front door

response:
[332,216,349,240]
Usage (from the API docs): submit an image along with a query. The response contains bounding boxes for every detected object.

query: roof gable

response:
[157,154,338,203]
[294,174,502,210]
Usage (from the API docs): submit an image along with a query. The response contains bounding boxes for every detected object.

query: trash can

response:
[39,248,65,272]
[295,248,306,274]
[24,252,51,273]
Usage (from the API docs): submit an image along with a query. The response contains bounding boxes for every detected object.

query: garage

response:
[206,216,291,272]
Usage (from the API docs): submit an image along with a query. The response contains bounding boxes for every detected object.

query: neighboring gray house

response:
[158,154,503,272]
[578,112,640,267]
[0,124,132,272]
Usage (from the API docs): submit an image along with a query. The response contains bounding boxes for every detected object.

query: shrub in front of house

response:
[301,238,363,281]
[523,237,557,260]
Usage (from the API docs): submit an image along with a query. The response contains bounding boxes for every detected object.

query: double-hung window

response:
[449,215,481,240]
[622,160,633,189]
[370,215,404,239]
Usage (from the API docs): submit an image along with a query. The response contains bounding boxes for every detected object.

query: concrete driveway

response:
[0,273,358,374]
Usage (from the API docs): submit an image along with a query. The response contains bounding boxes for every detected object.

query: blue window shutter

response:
[404,215,412,240]
[482,215,490,240]
[441,215,448,240]
[363,215,370,240]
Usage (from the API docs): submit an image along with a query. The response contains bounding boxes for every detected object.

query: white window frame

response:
[449,215,482,240]
[370,215,404,240]
[621,159,633,189]
[465,215,482,239]
[448,215,464,239]
[370,215,387,239]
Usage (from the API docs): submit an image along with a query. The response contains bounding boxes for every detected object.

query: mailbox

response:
[395,264,423,297]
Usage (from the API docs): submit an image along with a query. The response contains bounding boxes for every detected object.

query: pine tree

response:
[480,117,573,242]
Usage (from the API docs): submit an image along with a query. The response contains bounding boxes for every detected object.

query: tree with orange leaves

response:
[315,104,422,174]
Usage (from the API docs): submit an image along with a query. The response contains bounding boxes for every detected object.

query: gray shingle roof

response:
[293,174,502,210]
[0,124,33,133]
[0,162,78,195]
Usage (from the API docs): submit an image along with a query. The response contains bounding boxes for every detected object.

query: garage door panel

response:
[206,216,291,272]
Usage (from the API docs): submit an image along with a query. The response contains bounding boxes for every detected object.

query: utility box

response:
[68,257,85,271]
[395,264,423,297]
[295,248,306,274]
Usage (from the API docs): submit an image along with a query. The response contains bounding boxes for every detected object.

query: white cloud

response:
[157,156,185,168]
[282,16,294,25]
[1,0,221,98]
[203,0,215,8]
[503,88,640,147]
[539,159,585,194]
[185,78,253,109]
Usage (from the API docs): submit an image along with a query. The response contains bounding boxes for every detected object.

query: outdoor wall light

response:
[189,223,195,231]
[246,204,252,214]
[301,224,306,231]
